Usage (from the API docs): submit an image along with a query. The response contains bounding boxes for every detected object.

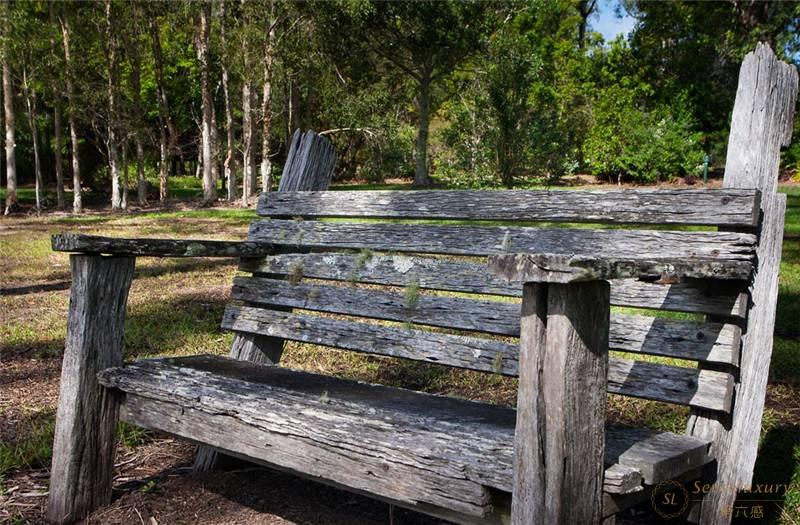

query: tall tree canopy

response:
[0,0,797,212]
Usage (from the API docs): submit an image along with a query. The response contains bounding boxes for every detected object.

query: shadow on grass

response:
[0,338,66,361]
[732,425,800,524]
[0,259,234,297]
[124,292,231,360]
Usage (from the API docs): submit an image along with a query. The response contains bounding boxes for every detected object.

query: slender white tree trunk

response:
[121,141,128,210]
[128,6,147,206]
[61,13,81,213]
[22,70,42,214]
[260,14,276,193]
[50,2,65,209]
[3,59,17,215]
[105,0,122,211]
[197,2,216,204]
[150,16,171,201]
[135,138,145,204]
[242,79,255,206]
[220,0,236,201]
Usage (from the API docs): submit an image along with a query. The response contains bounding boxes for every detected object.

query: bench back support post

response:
[194,129,335,472]
[230,129,335,367]
[47,255,135,524]
[689,43,797,525]
[512,281,610,524]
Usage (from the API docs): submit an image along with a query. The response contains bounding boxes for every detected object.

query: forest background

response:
[0,0,799,215]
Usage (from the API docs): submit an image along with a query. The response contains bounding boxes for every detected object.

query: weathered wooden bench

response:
[46,44,797,525]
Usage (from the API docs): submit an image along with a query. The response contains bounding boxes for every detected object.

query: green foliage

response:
[585,89,705,182]
[1,0,799,204]
[584,41,705,182]
[117,421,150,450]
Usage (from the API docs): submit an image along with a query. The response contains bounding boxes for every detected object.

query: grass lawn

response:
[0,184,798,524]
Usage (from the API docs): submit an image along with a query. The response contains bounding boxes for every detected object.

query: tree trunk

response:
[260,13,276,193]
[242,78,256,206]
[105,0,122,211]
[53,97,65,209]
[211,90,220,197]
[61,12,81,213]
[413,73,432,186]
[150,15,173,201]
[577,0,597,50]
[22,70,43,214]
[220,1,236,201]
[128,7,147,206]
[3,59,17,215]
[50,2,65,210]
[121,141,128,210]
[197,2,216,204]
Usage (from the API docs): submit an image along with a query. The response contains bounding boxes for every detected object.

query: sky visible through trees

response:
[0,0,798,215]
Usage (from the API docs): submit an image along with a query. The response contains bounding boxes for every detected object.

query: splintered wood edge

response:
[487,253,752,283]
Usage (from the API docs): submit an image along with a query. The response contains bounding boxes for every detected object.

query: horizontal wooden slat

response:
[487,252,749,283]
[610,279,746,320]
[52,233,273,258]
[223,305,518,374]
[101,355,713,498]
[222,305,734,412]
[608,359,733,413]
[231,277,740,365]
[258,189,761,227]
[240,253,747,319]
[248,220,755,279]
[514,250,750,281]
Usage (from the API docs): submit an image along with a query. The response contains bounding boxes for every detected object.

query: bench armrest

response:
[489,252,749,283]
[52,233,273,258]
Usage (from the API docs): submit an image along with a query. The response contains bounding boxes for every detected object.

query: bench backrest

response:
[228,188,757,419]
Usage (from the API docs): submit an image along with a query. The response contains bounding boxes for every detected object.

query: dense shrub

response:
[584,90,705,183]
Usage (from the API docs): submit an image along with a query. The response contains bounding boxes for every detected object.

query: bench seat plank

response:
[232,277,740,365]
[241,253,747,319]
[248,220,756,279]
[257,189,761,227]
[99,355,712,514]
[222,306,734,413]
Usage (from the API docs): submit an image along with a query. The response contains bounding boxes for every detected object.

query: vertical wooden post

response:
[228,130,335,365]
[194,129,336,471]
[512,281,610,525]
[47,255,135,524]
[688,44,797,525]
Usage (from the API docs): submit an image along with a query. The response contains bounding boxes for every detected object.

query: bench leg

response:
[47,255,135,524]
[512,281,610,525]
